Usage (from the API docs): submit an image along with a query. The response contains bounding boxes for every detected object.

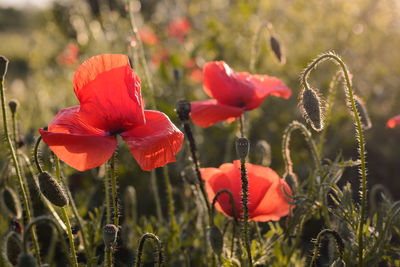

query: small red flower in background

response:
[167,18,191,42]
[57,43,79,66]
[190,61,292,127]
[138,28,159,45]
[387,115,400,128]
[40,54,184,171]
[184,58,203,83]
[201,160,292,221]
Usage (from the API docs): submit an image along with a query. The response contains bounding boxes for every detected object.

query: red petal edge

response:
[121,110,184,171]
[190,99,244,128]
[387,115,400,128]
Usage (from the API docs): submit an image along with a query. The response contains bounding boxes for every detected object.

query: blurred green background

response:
[1,0,400,216]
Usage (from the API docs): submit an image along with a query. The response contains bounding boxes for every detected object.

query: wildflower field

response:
[1,0,400,266]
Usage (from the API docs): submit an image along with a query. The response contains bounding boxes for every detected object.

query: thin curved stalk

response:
[302,52,367,266]
[135,233,163,267]
[0,72,41,266]
[54,155,79,267]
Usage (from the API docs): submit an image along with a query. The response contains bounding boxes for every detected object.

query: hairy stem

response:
[240,160,253,267]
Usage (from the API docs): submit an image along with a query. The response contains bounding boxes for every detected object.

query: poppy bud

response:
[283,172,298,188]
[255,140,271,166]
[5,231,22,265]
[103,224,118,250]
[301,88,323,131]
[270,35,285,64]
[353,95,371,130]
[0,55,9,80]
[38,171,69,207]
[1,187,22,219]
[181,166,198,185]
[207,226,223,256]
[173,68,181,83]
[8,99,18,115]
[176,100,191,122]
[17,253,38,267]
[236,137,249,160]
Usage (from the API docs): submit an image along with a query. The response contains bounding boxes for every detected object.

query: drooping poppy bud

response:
[17,253,38,267]
[1,187,22,219]
[38,171,69,207]
[236,137,249,160]
[0,55,9,80]
[255,140,271,166]
[8,99,18,115]
[353,95,371,130]
[301,88,323,131]
[103,224,118,250]
[270,35,285,64]
[283,171,298,189]
[176,100,191,122]
[207,226,223,256]
[5,231,22,265]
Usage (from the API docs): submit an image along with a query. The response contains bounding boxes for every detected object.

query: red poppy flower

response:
[57,43,79,66]
[138,28,159,45]
[201,160,292,222]
[387,115,400,128]
[190,61,291,127]
[167,18,191,42]
[40,54,184,171]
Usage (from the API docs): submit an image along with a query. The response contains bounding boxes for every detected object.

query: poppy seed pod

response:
[0,55,9,80]
[207,226,223,256]
[17,253,38,267]
[8,99,19,115]
[176,100,191,122]
[236,137,249,160]
[1,187,22,219]
[353,95,371,130]
[103,224,118,250]
[270,35,285,64]
[38,172,69,207]
[5,231,22,265]
[301,88,323,131]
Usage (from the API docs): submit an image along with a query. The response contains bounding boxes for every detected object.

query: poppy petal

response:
[39,106,117,171]
[238,73,292,110]
[121,110,184,171]
[387,115,400,128]
[73,54,145,131]
[190,99,244,128]
[201,163,243,219]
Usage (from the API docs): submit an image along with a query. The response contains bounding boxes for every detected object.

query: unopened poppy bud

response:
[283,172,298,188]
[207,226,223,256]
[256,140,271,166]
[270,35,285,64]
[236,137,249,160]
[176,100,191,122]
[5,231,22,265]
[1,187,22,219]
[181,166,198,185]
[353,95,371,130]
[0,55,9,80]
[103,224,118,250]
[301,88,323,131]
[173,68,181,82]
[17,253,38,267]
[8,99,18,114]
[38,171,68,207]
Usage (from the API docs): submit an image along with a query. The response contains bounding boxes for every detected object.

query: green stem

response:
[110,152,119,229]
[239,160,253,267]
[105,160,111,224]
[211,189,238,223]
[302,52,367,267]
[150,170,164,222]
[249,22,273,72]
[34,136,44,173]
[239,114,245,137]
[135,233,163,267]
[163,166,176,230]
[309,229,344,267]
[23,216,73,267]
[11,113,17,148]
[54,155,79,267]
[0,74,41,266]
